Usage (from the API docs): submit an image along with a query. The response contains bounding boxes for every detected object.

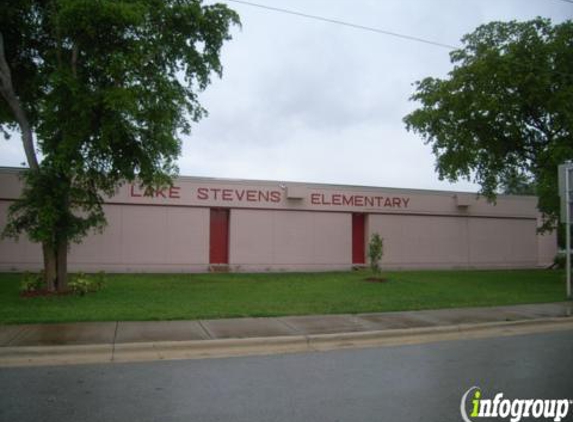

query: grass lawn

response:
[0,269,568,324]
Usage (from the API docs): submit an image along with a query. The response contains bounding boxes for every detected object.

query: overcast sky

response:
[1,0,571,192]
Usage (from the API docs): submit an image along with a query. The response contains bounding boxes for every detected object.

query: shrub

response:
[554,253,566,269]
[368,233,384,274]
[69,272,106,296]
[20,271,45,293]
[553,251,572,269]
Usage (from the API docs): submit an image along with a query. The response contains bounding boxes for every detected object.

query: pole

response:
[566,166,571,299]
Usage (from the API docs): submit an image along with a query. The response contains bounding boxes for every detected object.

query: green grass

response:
[0,270,568,324]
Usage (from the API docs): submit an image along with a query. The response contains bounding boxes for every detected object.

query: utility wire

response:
[225,0,459,50]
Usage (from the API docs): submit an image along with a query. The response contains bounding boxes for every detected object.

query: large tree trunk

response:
[42,242,57,292]
[0,33,39,171]
[55,238,68,291]
[54,184,71,292]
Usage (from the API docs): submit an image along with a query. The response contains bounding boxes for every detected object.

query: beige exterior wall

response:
[229,209,351,271]
[68,205,209,272]
[0,201,209,272]
[367,214,469,269]
[367,214,540,269]
[467,218,537,267]
[537,219,559,267]
[0,201,42,271]
[0,168,557,272]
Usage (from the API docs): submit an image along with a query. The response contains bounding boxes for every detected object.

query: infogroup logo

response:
[460,386,572,422]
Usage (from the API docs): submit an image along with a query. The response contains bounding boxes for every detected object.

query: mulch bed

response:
[363,277,389,283]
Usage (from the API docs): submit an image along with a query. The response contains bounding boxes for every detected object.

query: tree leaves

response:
[1,0,240,245]
[404,18,573,230]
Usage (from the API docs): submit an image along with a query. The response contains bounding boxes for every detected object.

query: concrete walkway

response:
[1,302,572,367]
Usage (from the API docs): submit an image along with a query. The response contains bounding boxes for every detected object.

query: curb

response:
[0,344,113,367]
[1,317,572,368]
[307,317,573,351]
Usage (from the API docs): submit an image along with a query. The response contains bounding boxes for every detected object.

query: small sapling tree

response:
[368,233,384,275]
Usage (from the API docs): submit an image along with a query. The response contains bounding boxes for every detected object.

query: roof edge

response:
[0,166,538,200]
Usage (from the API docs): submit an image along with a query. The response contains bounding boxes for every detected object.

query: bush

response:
[553,251,572,269]
[368,233,384,274]
[554,253,566,269]
[20,271,45,293]
[69,272,106,296]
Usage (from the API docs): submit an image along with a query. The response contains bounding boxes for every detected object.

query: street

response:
[1,330,572,422]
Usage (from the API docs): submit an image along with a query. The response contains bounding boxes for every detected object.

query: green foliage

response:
[69,272,106,296]
[68,275,90,296]
[3,168,106,247]
[557,225,573,249]
[553,251,572,269]
[553,253,566,269]
[404,18,573,230]
[499,172,536,196]
[368,233,384,274]
[1,0,240,247]
[19,271,45,293]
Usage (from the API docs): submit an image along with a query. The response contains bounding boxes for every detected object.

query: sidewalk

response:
[1,302,572,367]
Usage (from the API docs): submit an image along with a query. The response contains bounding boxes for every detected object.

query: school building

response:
[0,167,557,272]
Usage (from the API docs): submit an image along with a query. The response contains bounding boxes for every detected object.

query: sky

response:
[1,0,571,192]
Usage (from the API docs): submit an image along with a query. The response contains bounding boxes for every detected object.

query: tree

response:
[0,0,239,291]
[404,18,573,231]
[368,233,384,274]
[499,171,536,196]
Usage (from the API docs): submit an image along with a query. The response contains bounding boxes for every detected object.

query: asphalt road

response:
[1,330,572,422]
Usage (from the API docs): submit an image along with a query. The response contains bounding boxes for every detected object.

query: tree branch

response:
[71,42,78,78]
[0,32,39,171]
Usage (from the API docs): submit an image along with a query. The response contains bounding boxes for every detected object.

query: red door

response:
[352,213,365,264]
[210,209,229,264]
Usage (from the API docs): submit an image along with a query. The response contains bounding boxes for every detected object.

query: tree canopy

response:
[404,17,573,230]
[0,0,240,290]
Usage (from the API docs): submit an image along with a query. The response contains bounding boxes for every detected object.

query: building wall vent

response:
[455,194,473,208]
[286,186,306,199]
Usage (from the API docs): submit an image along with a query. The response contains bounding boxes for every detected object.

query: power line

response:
[553,0,573,4]
[225,0,459,50]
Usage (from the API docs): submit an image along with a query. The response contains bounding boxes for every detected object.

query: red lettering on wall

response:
[222,189,233,201]
[143,186,154,197]
[259,191,269,202]
[130,185,142,197]
[198,188,413,209]
[196,187,283,203]
[169,186,181,199]
[306,192,411,210]
[130,184,181,199]
[246,190,257,202]
[197,188,208,200]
